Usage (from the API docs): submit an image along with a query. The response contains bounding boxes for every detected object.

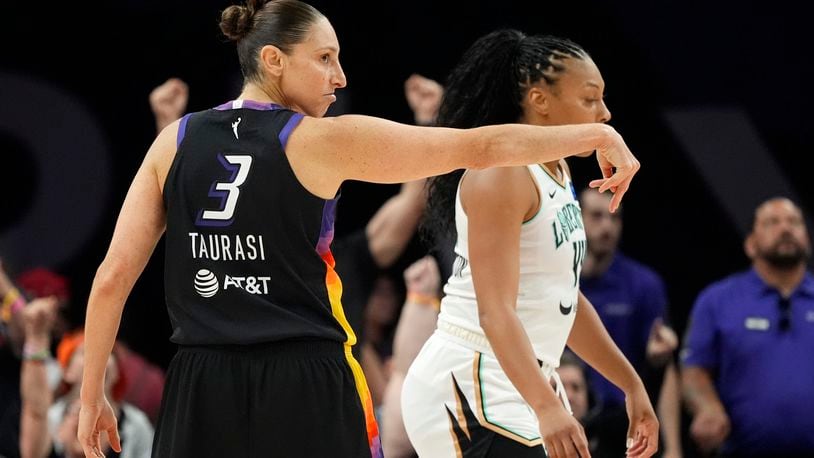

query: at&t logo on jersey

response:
[194,269,220,297]
[193,269,271,297]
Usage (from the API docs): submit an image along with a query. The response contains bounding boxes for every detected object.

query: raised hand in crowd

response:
[149,77,189,133]
[403,73,443,126]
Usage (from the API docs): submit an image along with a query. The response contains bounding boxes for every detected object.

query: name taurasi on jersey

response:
[188,232,266,261]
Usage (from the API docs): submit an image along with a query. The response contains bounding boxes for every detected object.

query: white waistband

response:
[436,318,571,413]
[436,318,492,353]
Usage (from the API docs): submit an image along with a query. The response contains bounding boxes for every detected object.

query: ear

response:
[527,86,550,118]
[744,233,757,259]
[259,44,286,77]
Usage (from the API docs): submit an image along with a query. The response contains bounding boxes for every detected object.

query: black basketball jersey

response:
[162,100,354,346]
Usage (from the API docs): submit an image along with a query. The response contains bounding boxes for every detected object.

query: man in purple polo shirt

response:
[579,187,683,458]
[681,197,814,458]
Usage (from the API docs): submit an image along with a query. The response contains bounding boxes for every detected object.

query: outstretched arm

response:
[78,121,176,457]
[567,291,659,457]
[286,116,638,212]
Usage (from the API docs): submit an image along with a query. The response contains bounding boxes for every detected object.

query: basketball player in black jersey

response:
[76,0,642,456]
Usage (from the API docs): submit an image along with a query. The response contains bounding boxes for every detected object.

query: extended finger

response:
[624,426,640,453]
[81,436,102,458]
[588,175,617,190]
[599,172,626,194]
[626,436,645,457]
[609,177,632,212]
[107,425,122,453]
[93,429,104,457]
[634,436,656,458]
[560,435,581,458]
[546,438,566,458]
[629,426,655,457]
[573,429,592,458]
[627,436,648,457]
[588,178,607,189]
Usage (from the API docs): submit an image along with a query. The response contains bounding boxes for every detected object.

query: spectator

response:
[555,349,595,426]
[579,187,683,458]
[109,342,165,426]
[19,313,154,458]
[0,263,70,458]
[333,176,428,362]
[379,255,442,458]
[0,261,27,458]
[359,271,404,413]
[681,197,814,458]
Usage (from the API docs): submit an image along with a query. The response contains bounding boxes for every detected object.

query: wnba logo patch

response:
[194,269,220,297]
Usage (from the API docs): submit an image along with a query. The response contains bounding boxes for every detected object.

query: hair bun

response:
[219,5,253,41]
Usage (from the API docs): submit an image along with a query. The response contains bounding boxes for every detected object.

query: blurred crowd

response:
[0,74,812,458]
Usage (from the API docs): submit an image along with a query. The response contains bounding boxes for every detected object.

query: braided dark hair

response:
[220,0,325,83]
[423,29,589,242]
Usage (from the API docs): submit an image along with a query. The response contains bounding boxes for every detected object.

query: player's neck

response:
[541,160,562,182]
[239,84,285,106]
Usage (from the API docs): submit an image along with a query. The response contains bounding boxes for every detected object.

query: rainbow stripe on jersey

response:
[317,198,383,458]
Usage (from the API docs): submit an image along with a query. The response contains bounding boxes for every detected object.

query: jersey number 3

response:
[196,154,253,227]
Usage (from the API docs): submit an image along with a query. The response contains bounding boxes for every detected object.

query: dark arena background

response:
[2,0,811,374]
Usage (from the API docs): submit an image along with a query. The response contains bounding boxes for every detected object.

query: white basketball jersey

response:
[438,163,587,366]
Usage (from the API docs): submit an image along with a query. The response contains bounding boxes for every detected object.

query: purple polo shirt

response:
[579,253,667,408]
[681,268,814,455]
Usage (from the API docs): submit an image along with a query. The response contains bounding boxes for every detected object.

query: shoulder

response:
[290,114,375,144]
[155,113,185,147]
[463,166,536,195]
[149,114,185,166]
[284,114,370,168]
[694,269,752,306]
[461,166,537,215]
